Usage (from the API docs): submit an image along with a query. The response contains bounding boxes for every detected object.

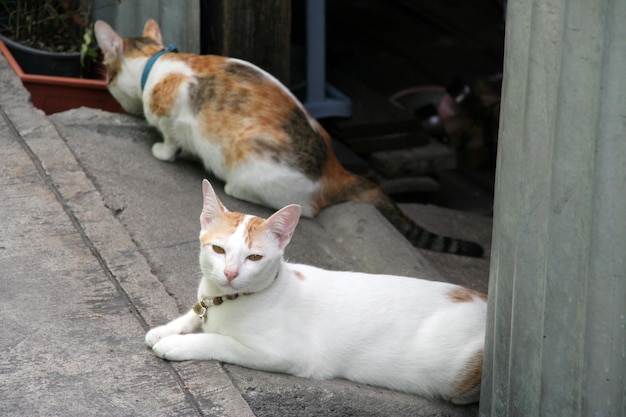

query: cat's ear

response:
[200,180,228,230]
[94,20,123,59]
[264,205,302,250]
[143,19,163,45]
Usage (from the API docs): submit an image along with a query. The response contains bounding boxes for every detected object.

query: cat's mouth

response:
[221,281,241,293]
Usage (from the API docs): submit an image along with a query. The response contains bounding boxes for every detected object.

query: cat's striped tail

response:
[316,159,484,258]
[370,189,484,257]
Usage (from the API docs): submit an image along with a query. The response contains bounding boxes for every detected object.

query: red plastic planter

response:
[0,40,123,115]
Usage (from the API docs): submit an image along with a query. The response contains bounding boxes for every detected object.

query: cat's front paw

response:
[152,335,198,361]
[145,325,178,348]
[152,142,180,161]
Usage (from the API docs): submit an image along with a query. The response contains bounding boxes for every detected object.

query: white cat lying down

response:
[145,179,487,405]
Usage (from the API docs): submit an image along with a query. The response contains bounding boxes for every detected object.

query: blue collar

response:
[140,44,178,91]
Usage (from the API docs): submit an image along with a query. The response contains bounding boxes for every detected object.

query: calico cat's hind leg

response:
[152,142,180,161]
[151,131,180,161]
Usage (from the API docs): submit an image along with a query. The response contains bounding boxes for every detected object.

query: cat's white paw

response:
[145,325,178,348]
[152,335,197,361]
[152,142,180,161]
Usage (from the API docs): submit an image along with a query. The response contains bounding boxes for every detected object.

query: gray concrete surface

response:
[0,52,490,416]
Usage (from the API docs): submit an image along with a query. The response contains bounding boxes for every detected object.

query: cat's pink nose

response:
[225,269,239,282]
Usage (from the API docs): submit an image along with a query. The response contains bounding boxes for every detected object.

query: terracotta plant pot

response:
[0,40,123,115]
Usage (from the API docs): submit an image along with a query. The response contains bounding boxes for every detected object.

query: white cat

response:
[145,179,487,404]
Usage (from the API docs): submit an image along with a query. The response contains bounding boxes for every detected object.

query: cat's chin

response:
[220,285,240,294]
[218,279,269,296]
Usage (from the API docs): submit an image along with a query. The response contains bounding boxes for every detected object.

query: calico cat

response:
[145,179,487,404]
[94,19,483,257]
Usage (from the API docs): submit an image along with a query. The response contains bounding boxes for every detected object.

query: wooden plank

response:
[199,0,291,84]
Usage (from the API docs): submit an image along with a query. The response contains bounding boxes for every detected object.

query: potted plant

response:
[0,0,99,77]
[0,0,122,114]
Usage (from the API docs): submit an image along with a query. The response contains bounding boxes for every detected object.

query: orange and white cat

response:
[94,19,483,257]
[145,179,487,404]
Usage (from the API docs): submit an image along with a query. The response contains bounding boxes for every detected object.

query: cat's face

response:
[199,180,301,295]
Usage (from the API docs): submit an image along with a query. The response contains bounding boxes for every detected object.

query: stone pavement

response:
[0,54,490,416]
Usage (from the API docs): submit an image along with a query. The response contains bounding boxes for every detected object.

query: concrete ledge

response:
[318,202,442,280]
[0,47,481,416]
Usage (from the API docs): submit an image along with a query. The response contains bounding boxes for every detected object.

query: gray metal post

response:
[304,0,351,118]
[480,0,626,416]
[306,0,326,104]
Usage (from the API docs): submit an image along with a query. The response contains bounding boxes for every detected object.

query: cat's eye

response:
[212,245,225,254]
[247,254,263,262]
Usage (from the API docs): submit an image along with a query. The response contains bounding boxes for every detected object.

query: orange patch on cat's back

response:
[220,58,295,110]
[293,270,306,281]
[184,54,229,76]
[189,58,295,166]
[448,287,488,303]
[453,349,483,399]
[199,106,299,170]
[150,73,189,117]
